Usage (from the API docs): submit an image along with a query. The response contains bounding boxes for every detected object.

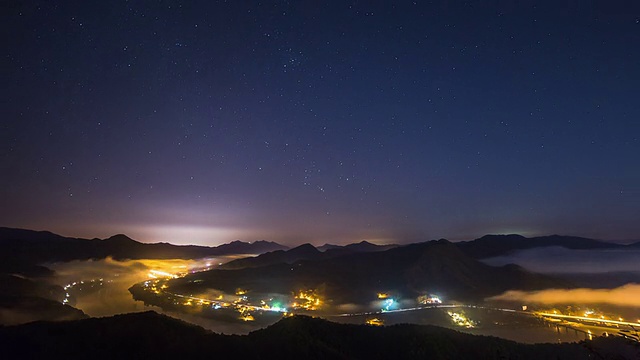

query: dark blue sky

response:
[2,1,639,245]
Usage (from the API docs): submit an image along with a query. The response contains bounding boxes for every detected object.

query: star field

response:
[2,1,639,245]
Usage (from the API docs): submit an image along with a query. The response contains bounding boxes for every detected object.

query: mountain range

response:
[1,227,630,326]
[165,239,565,304]
[2,227,627,271]
[0,227,287,269]
[220,240,395,270]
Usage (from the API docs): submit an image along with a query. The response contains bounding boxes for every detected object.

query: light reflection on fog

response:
[46,257,236,317]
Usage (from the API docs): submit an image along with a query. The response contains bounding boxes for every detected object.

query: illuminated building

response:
[291,290,322,311]
[381,298,395,312]
[417,294,442,304]
[447,311,476,328]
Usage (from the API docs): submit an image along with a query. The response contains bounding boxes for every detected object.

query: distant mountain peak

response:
[478,234,526,240]
[434,238,452,243]
[106,234,134,240]
[225,239,282,246]
[289,243,319,253]
[293,242,316,248]
[356,240,374,245]
[104,234,139,245]
[212,239,288,255]
[252,240,280,245]
[316,243,340,252]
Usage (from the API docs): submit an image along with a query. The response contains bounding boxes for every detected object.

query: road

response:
[535,312,640,327]
[329,303,639,342]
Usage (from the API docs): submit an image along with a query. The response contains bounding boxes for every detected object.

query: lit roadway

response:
[535,312,640,328]
[330,304,639,342]
[533,312,639,340]
[332,304,466,317]
[337,305,639,328]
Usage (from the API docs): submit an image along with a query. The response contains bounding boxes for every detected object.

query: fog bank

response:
[488,283,640,307]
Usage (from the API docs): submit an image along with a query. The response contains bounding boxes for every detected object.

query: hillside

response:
[318,240,398,253]
[221,243,322,269]
[1,311,637,359]
[0,296,87,325]
[220,241,396,270]
[168,240,565,303]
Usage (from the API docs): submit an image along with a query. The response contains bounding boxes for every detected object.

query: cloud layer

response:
[488,283,640,307]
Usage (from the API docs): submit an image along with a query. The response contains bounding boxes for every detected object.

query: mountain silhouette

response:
[0,227,288,266]
[457,234,624,259]
[318,240,397,253]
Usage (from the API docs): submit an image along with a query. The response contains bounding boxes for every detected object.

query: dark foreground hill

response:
[0,311,637,360]
[166,239,565,304]
[0,273,87,325]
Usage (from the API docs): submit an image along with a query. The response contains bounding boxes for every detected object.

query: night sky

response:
[2,1,639,246]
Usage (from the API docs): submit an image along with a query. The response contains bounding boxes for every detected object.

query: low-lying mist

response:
[484,247,640,311]
[47,257,233,317]
[482,247,640,274]
[488,283,640,308]
[45,256,288,333]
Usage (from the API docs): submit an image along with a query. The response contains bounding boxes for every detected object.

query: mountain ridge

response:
[167,239,566,304]
[0,227,288,266]
[221,240,399,270]
[457,234,626,259]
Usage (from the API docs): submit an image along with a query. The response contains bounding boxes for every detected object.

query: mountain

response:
[166,239,565,304]
[457,234,624,259]
[0,273,87,325]
[221,243,322,270]
[317,243,341,251]
[0,227,288,266]
[221,241,398,270]
[317,240,398,253]
[325,240,398,256]
[0,311,235,359]
[0,296,87,325]
[0,273,63,301]
[211,239,288,255]
[1,311,636,359]
[0,227,286,325]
